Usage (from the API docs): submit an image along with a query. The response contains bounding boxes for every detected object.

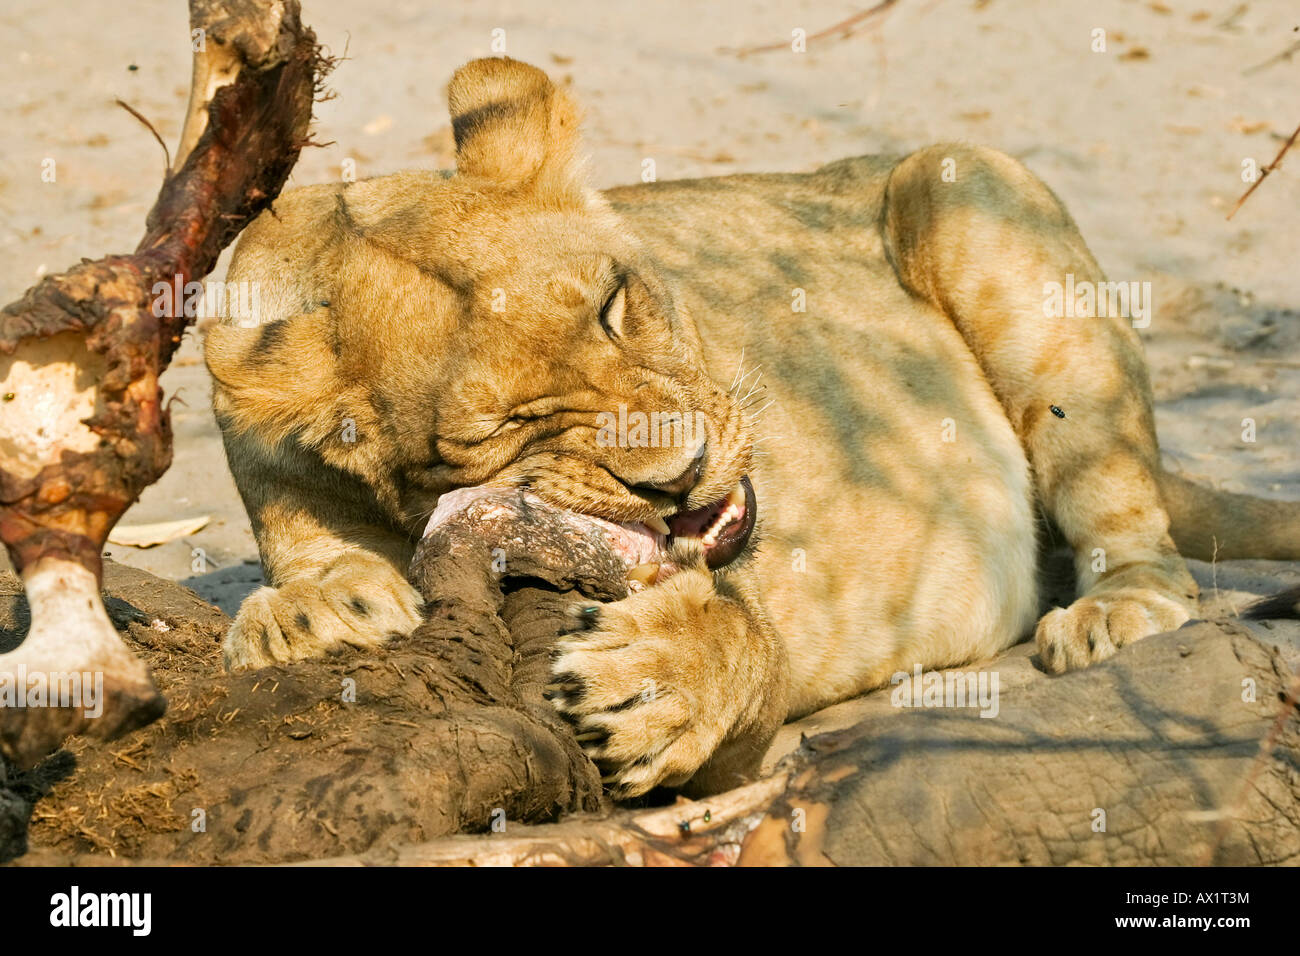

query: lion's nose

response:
[630,447,706,499]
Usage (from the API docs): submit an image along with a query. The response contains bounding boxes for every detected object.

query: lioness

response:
[205,57,1300,797]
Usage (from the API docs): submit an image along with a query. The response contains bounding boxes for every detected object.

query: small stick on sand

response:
[722,0,901,57]
[1226,121,1300,221]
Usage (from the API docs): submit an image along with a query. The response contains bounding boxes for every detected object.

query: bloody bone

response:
[0,0,326,769]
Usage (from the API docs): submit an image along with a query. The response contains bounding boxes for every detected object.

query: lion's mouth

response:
[423,477,756,593]
[662,476,756,570]
[587,475,757,588]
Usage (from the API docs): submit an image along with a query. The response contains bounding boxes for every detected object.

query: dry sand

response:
[2,0,1298,622]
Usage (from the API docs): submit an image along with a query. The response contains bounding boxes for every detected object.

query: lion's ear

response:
[447,57,586,200]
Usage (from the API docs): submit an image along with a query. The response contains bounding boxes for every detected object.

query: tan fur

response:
[205,57,1300,797]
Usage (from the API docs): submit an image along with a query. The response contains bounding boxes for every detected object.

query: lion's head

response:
[207,57,756,576]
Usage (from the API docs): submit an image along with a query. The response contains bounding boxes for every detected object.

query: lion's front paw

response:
[548,568,748,799]
[223,555,424,670]
[1035,587,1192,674]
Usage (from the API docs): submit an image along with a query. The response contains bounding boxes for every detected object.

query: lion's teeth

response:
[644,515,670,535]
[627,563,660,585]
[702,504,740,541]
[725,482,746,508]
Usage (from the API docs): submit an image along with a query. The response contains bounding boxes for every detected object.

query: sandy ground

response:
[2,0,1299,616]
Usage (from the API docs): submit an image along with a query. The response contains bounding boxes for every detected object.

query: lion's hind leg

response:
[882,144,1197,673]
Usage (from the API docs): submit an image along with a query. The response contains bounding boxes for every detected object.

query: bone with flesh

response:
[425,485,678,590]
[0,0,325,768]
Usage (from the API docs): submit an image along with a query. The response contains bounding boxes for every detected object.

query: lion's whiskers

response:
[736,372,765,408]
[730,357,763,400]
[727,346,748,393]
[744,398,775,424]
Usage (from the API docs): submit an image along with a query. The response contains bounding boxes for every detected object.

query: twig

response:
[723,0,901,57]
[1226,121,1300,220]
[1218,3,1249,32]
[1200,666,1300,864]
[114,98,171,175]
[1211,535,1220,611]
[1243,38,1300,75]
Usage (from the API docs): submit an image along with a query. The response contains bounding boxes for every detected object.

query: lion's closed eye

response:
[598,283,626,341]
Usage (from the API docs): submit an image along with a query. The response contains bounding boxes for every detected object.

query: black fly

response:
[1050,405,1066,419]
